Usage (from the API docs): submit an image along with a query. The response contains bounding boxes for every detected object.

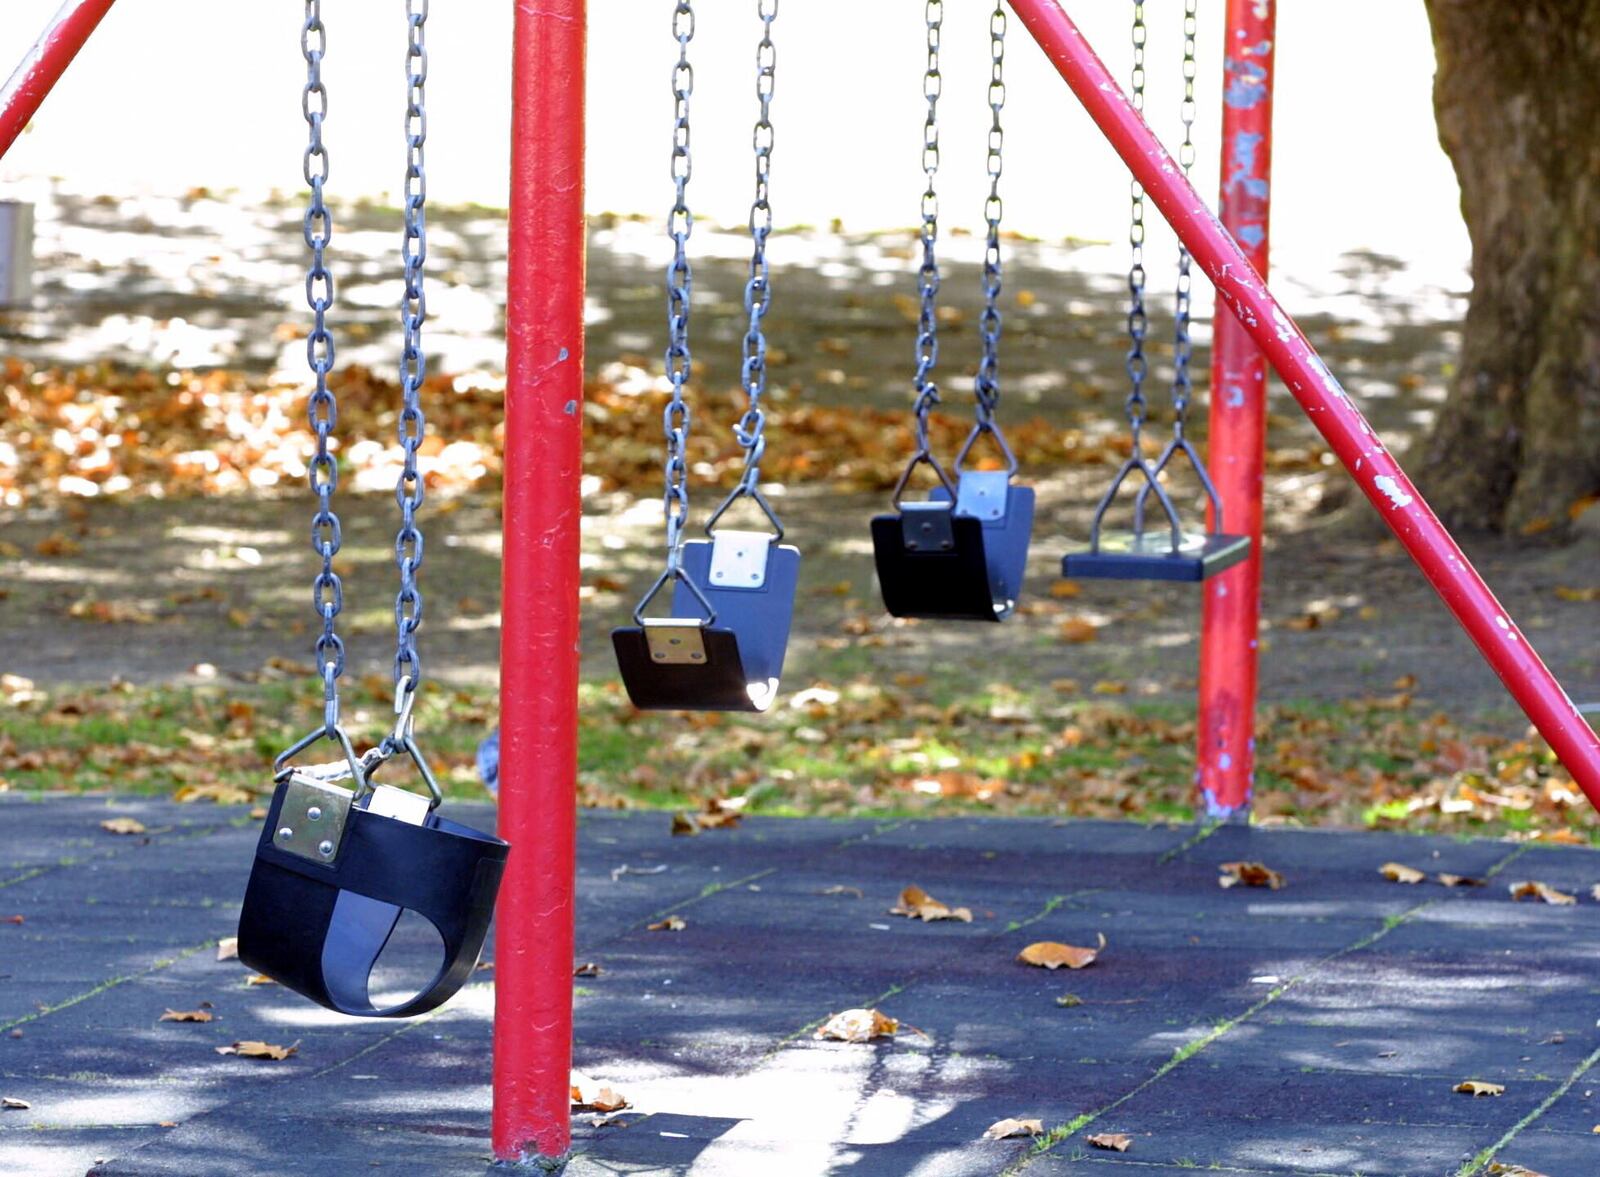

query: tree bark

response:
[1420,0,1600,537]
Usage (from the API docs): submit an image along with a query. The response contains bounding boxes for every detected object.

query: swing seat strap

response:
[238,775,509,1018]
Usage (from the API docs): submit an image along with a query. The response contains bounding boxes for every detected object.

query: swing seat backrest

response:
[237,776,508,1018]
[611,537,801,712]
[872,473,1034,621]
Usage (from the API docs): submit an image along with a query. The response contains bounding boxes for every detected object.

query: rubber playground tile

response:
[867,817,1192,858]
[1032,1065,1555,1175]
[0,1126,165,1177]
[1481,1129,1600,1173]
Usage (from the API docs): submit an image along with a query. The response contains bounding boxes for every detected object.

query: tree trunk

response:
[1419,0,1600,537]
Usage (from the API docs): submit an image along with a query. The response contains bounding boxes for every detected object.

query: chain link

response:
[910,0,943,462]
[732,0,778,500]
[392,0,429,699]
[662,0,695,567]
[301,0,345,731]
[972,0,1006,432]
[1123,0,1148,450]
[1169,0,1198,438]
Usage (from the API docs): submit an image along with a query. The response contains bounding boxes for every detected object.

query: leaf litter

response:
[1017,934,1106,970]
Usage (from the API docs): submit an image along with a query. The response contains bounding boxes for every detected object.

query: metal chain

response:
[662,0,695,567]
[732,0,778,501]
[1169,0,1197,439]
[1124,0,1148,450]
[910,0,943,462]
[301,0,345,733]
[392,0,429,701]
[972,0,1005,431]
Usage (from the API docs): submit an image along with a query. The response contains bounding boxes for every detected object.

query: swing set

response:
[5,0,1599,1164]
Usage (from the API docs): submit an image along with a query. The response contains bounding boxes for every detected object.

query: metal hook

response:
[1083,453,1183,553]
[953,420,1019,478]
[631,564,718,628]
[704,478,785,541]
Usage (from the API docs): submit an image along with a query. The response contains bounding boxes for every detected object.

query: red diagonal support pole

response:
[0,0,118,160]
[1007,0,1600,804]
[494,0,585,1163]
[1196,0,1276,819]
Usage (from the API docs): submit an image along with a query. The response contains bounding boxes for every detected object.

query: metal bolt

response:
[277,826,294,842]
[318,839,335,857]
[306,806,323,821]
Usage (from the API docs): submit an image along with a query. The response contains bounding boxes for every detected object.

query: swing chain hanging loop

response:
[958,0,1017,478]
[893,0,956,505]
[391,0,429,707]
[301,0,345,735]
[710,0,785,540]
[1124,0,1149,452]
[1170,0,1197,437]
[662,0,695,571]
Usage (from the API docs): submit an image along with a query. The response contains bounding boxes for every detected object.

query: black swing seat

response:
[612,531,801,712]
[1063,529,1250,583]
[872,470,1035,621]
[238,770,508,1018]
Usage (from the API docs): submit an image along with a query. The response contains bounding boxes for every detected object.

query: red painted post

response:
[493,0,585,1163]
[1007,0,1600,805]
[1195,0,1276,819]
[0,0,118,159]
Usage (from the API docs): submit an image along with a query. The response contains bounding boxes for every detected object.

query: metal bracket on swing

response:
[644,619,708,665]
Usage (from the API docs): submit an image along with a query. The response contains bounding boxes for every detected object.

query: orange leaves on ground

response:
[99,817,147,835]
[173,783,253,805]
[1057,617,1098,644]
[671,796,746,836]
[1087,1133,1133,1152]
[68,598,156,625]
[573,962,604,978]
[1509,881,1575,906]
[1437,873,1486,888]
[889,885,973,923]
[1454,1080,1505,1097]
[570,1082,630,1113]
[815,1008,899,1043]
[244,973,276,987]
[1017,934,1106,971]
[160,1008,213,1023]
[215,937,238,961]
[647,915,686,932]
[35,533,81,557]
[1379,862,1426,884]
[3,915,22,925]
[1219,861,1285,890]
[216,1040,298,1061]
[899,771,1006,803]
[982,1117,1043,1140]
[1554,585,1600,602]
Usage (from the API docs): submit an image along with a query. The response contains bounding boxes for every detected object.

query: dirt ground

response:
[1,194,1596,728]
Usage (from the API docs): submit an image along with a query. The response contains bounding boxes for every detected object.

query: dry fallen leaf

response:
[216,1040,298,1061]
[889,884,973,923]
[1486,1165,1550,1177]
[100,817,147,836]
[573,962,604,977]
[1017,934,1106,970]
[244,973,276,987]
[1055,993,1083,1008]
[1,1097,30,1110]
[160,1009,214,1024]
[3,915,22,925]
[1057,617,1098,644]
[1437,874,1486,888]
[1454,1080,1505,1097]
[669,812,699,837]
[1219,861,1285,890]
[983,1117,1043,1140]
[1508,881,1576,906]
[573,1086,630,1113]
[647,915,686,932]
[173,783,254,806]
[1087,1132,1132,1152]
[215,937,238,962]
[815,1008,899,1043]
[1379,862,1426,885]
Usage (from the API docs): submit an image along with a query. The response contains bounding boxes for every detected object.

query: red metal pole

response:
[1195,0,1276,819]
[493,0,585,1163]
[1007,0,1600,804]
[0,0,117,160]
